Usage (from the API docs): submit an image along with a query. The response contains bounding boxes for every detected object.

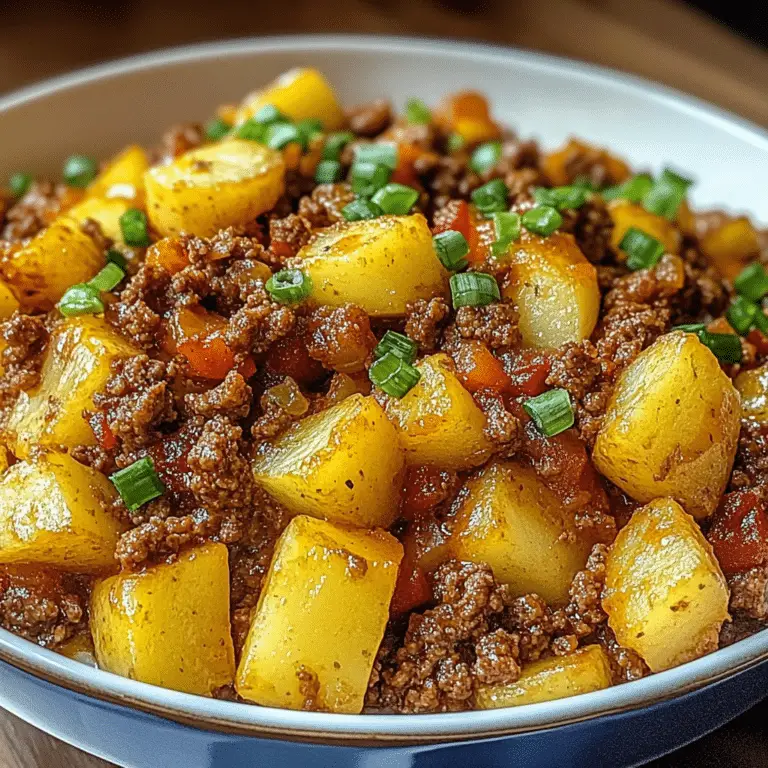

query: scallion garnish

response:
[254,104,288,125]
[89,262,125,293]
[63,155,98,188]
[450,272,500,308]
[341,198,383,222]
[354,143,398,169]
[490,211,521,257]
[601,174,653,204]
[619,227,665,271]
[369,352,421,398]
[754,309,768,335]
[470,141,502,174]
[471,179,508,215]
[265,269,312,304]
[522,205,562,237]
[235,118,268,142]
[726,296,758,335]
[58,284,104,316]
[446,133,466,153]
[119,208,151,248]
[296,118,324,147]
[106,249,128,270]
[265,122,303,150]
[8,172,32,198]
[533,186,588,211]
[371,183,419,215]
[374,331,417,364]
[322,131,355,161]
[314,160,342,184]
[523,389,574,437]
[351,162,391,197]
[110,456,165,512]
[734,263,768,302]
[405,98,431,125]
[643,168,693,220]
[204,117,232,141]
[433,230,470,271]
[675,324,743,364]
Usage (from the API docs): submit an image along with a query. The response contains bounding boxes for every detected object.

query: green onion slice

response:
[450,272,500,308]
[254,104,288,125]
[734,263,768,302]
[58,284,104,317]
[296,118,323,147]
[446,133,466,153]
[533,186,588,211]
[433,230,470,271]
[643,168,693,220]
[492,211,521,245]
[470,141,502,174]
[204,117,232,141]
[522,205,562,237]
[63,155,98,188]
[265,269,312,304]
[753,310,768,335]
[619,227,665,271]
[374,331,417,364]
[369,352,421,398]
[523,389,574,437]
[265,123,303,150]
[314,160,342,184]
[341,198,383,222]
[601,174,653,204]
[322,131,355,161]
[354,143,398,170]
[726,296,758,335]
[106,249,128,270]
[675,324,743,364]
[8,172,32,198]
[471,179,509,215]
[235,118,268,142]
[351,162,391,197]
[110,456,166,512]
[119,208,151,248]
[406,98,431,125]
[371,183,420,215]
[89,262,125,293]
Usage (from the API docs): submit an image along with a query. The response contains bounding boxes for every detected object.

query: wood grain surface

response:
[0,0,767,766]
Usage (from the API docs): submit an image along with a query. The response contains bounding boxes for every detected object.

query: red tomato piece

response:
[709,490,768,576]
[503,350,552,397]
[452,341,511,393]
[390,559,432,616]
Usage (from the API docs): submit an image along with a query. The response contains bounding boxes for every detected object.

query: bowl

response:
[1,34,768,768]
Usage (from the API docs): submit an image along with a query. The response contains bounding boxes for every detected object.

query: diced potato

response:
[298,214,449,317]
[593,331,741,519]
[252,394,404,528]
[236,515,402,712]
[450,461,591,604]
[476,646,613,709]
[87,144,149,203]
[501,231,599,348]
[6,316,141,458]
[0,447,9,475]
[543,138,630,187]
[58,632,98,667]
[145,139,285,237]
[234,68,345,130]
[0,278,20,319]
[0,452,124,571]
[91,543,235,695]
[609,200,681,256]
[736,364,768,424]
[700,217,760,281]
[603,498,729,672]
[67,197,133,244]
[0,217,104,310]
[384,353,494,470]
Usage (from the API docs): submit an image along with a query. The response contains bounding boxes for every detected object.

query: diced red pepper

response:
[709,489,768,576]
[88,411,117,451]
[401,465,457,518]
[147,424,200,495]
[390,559,432,616]
[502,350,552,397]
[265,325,326,385]
[391,142,421,187]
[452,341,511,393]
[178,337,237,381]
[748,329,768,357]
[432,200,485,265]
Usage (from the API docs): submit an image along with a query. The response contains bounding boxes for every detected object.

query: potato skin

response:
[501,231,599,348]
[592,331,741,519]
[252,394,405,528]
[91,543,236,695]
[603,498,729,672]
[609,200,681,256]
[298,214,449,317]
[236,515,402,712]
[145,139,285,237]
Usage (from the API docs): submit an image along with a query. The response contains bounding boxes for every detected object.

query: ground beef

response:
[474,390,523,454]
[546,341,602,402]
[266,214,313,266]
[346,100,392,137]
[426,154,482,210]
[80,217,111,254]
[595,624,649,682]
[115,514,211,570]
[185,370,252,420]
[728,567,768,619]
[225,290,295,356]
[560,198,614,263]
[0,312,48,409]
[454,300,520,350]
[306,304,376,373]
[157,122,204,163]
[731,422,768,489]
[404,297,451,352]
[1,181,69,241]
[297,183,356,229]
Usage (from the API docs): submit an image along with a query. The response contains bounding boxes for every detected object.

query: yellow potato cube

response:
[6,316,141,458]
[609,200,681,256]
[67,197,133,244]
[736,364,768,424]
[0,452,124,571]
[700,218,760,281]
[501,231,599,348]
[87,144,149,203]
[603,498,729,672]
[236,515,402,712]
[476,646,613,708]
[0,278,20,319]
[297,214,449,317]
[234,68,345,130]
[450,461,591,604]
[145,139,285,237]
[252,394,405,528]
[91,543,235,695]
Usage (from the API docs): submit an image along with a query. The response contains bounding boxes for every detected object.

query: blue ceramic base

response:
[1,657,766,768]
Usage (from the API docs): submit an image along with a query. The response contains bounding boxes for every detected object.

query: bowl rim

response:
[1,33,768,744]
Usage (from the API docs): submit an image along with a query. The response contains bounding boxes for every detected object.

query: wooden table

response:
[1,1,767,765]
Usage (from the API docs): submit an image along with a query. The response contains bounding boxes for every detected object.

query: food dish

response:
[0,34,764,768]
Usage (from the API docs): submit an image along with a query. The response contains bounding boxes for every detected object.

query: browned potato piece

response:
[736,363,768,424]
[700,217,760,281]
[609,200,681,256]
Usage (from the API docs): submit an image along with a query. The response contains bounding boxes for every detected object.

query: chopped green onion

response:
[675,324,743,364]
[371,183,419,215]
[619,227,665,271]
[523,389,574,437]
[265,122,303,150]
[106,249,128,270]
[726,296,758,335]
[341,198,383,222]
[58,284,104,316]
[315,160,342,184]
[450,272,500,308]
[572,176,599,191]
[235,118,267,142]
[322,131,355,161]
[446,133,466,153]
[296,118,324,147]
[470,141,502,174]
[753,310,768,335]
[643,168,693,220]
[369,352,421,398]
[110,456,165,512]
[522,205,562,237]
[405,98,431,125]
[601,174,653,204]
[254,104,288,125]
[63,155,98,188]
[265,269,312,304]
[351,162,391,197]
[674,323,707,334]
[471,179,508,215]
[204,117,232,141]
[354,143,398,169]
[119,208,151,248]
[533,186,587,211]
[8,172,32,198]
[734,263,768,302]
[89,263,125,293]
[433,230,470,271]
[374,331,417,364]
[492,211,521,245]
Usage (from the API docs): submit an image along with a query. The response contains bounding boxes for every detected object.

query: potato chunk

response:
[6,316,141,458]
[0,279,20,320]
[67,197,133,244]
[384,353,494,470]
[234,68,345,130]
[0,452,124,571]
[736,364,768,424]
[609,200,681,256]
[501,231,599,348]
[87,144,149,203]
[450,461,590,604]
[252,394,404,528]
[593,331,740,519]
[0,217,104,310]
[603,498,728,672]
[145,139,285,237]
[297,214,449,317]
[476,646,613,709]
[236,515,402,712]
[91,543,235,695]
[700,217,760,281]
